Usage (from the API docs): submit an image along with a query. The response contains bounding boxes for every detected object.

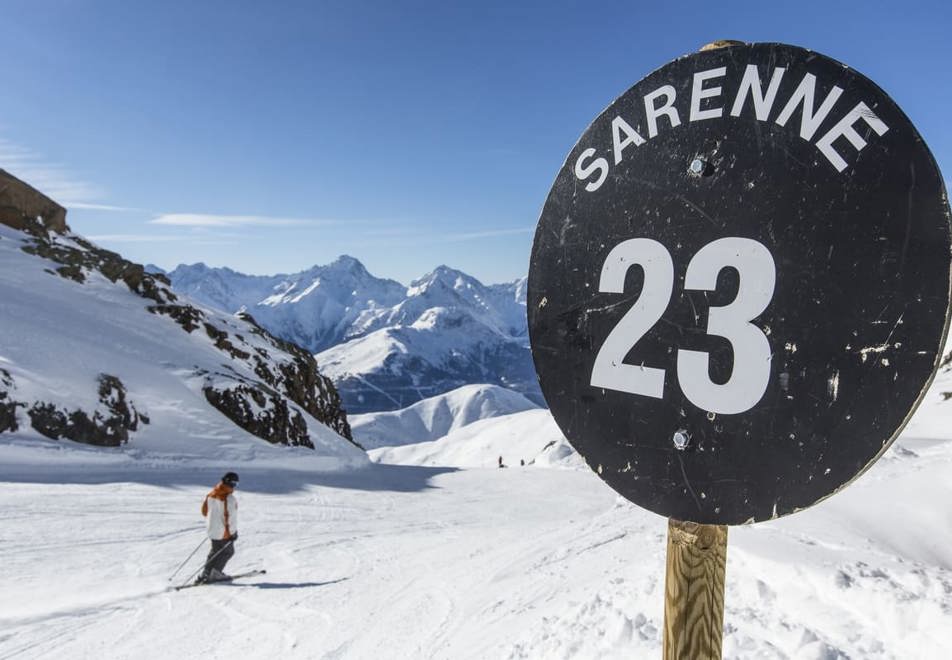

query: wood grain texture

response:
[662,518,728,659]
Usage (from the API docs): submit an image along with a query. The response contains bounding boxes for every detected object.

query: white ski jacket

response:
[202,485,238,541]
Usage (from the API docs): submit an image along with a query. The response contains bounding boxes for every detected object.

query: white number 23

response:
[589,237,776,415]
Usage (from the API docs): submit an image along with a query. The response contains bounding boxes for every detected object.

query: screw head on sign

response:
[673,430,691,451]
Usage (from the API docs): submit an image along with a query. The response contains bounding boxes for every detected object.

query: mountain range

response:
[161,259,541,414]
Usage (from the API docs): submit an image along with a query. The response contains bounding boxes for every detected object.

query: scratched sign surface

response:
[528,43,952,525]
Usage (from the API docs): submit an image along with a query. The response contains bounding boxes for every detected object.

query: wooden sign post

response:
[527,41,951,658]
[662,520,727,659]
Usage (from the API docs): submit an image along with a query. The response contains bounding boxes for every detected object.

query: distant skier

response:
[197,471,239,584]
[498,456,506,468]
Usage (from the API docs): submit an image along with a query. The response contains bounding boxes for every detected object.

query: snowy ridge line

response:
[350,384,539,450]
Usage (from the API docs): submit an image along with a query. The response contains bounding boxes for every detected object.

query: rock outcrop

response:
[26,374,145,447]
[0,168,67,234]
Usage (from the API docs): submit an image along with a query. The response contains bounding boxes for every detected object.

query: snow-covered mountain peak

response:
[167,258,538,413]
[407,264,476,298]
[326,254,370,276]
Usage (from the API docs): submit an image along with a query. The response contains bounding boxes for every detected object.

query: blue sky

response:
[1,1,949,284]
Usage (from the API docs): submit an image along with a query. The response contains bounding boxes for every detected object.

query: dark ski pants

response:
[203,538,235,576]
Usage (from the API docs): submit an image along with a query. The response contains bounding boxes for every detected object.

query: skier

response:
[197,471,239,584]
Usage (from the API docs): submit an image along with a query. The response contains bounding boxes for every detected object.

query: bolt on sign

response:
[528,42,951,526]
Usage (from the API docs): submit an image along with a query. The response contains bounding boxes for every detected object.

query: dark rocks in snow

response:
[204,322,252,360]
[237,311,354,442]
[22,233,176,305]
[0,369,21,433]
[148,304,203,333]
[26,374,145,447]
[144,307,355,447]
[0,400,18,434]
[203,378,313,448]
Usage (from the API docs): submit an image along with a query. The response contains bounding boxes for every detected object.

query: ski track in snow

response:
[1,430,952,659]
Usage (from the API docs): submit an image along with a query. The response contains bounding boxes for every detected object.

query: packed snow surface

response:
[2,398,951,658]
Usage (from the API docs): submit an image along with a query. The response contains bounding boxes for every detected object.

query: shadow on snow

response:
[237,577,350,590]
[0,461,459,494]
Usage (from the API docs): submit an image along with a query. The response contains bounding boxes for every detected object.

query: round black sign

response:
[528,42,951,525]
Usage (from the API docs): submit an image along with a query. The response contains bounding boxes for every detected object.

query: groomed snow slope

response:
[350,384,539,450]
[0,426,949,659]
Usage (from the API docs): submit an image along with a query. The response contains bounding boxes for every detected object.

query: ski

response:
[173,569,267,591]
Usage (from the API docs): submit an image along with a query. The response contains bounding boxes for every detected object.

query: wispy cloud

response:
[68,202,145,213]
[356,225,535,247]
[441,226,534,242]
[149,213,332,227]
[0,138,106,205]
[360,227,421,238]
[87,233,239,247]
[86,234,195,243]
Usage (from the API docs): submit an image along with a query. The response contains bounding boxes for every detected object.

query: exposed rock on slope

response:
[0,169,357,454]
[25,374,146,447]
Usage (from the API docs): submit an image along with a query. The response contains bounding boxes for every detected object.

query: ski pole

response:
[179,539,234,588]
[168,536,208,582]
